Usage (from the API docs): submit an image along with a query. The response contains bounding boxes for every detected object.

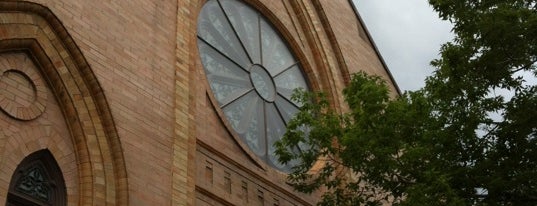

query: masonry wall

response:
[0,0,397,205]
[0,1,178,205]
[0,52,79,205]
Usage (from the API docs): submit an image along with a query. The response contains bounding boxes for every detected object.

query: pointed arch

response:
[7,149,66,206]
[0,1,128,205]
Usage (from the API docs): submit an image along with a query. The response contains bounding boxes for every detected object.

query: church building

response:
[0,0,398,205]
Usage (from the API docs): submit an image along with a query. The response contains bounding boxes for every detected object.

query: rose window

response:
[197,0,310,172]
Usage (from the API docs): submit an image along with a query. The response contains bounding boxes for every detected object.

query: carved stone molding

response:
[0,2,129,205]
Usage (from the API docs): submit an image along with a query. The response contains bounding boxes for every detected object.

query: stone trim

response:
[172,0,199,205]
[0,2,128,205]
[310,0,351,87]
[286,0,344,112]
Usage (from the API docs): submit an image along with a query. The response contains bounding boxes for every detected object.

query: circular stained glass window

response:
[197,0,310,172]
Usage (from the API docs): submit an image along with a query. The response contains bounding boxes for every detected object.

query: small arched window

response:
[6,150,66,206]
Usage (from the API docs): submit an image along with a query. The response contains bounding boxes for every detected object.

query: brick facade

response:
[0,0,397,205]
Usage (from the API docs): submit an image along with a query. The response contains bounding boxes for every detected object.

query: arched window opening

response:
[6,150,66,206]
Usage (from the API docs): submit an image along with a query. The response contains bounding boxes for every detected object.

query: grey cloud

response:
[353,0,453,91]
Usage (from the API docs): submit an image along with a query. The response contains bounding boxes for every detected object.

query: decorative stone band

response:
[0,53,47,121]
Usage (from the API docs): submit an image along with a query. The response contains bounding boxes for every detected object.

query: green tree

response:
[275,0,537,205]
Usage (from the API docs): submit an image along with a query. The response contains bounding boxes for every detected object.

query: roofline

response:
[348,0,402,95]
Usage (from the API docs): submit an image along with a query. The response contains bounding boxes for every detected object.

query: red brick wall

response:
[316,0,399,94]
[0,0,397,205]
[21,1,179,205]
[0,52,78,205]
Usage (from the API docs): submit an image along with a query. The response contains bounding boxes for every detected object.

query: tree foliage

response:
[275,0,537,205]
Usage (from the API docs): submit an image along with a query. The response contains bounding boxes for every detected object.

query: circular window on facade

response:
[197,0,310,172]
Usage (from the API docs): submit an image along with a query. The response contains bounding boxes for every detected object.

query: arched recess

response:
[0,1,128,205]
[7,149,66,206]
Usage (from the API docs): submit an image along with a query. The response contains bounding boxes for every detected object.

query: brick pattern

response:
[0,0,397,205]
[287,0,350,112]
[12,0,177,205]
[0,52,78,206]
[196,146,311,206]
[173,0,199,205]
[191,0,387,205]
[0,53,47,121]
[316,0,399,95]
[0,2,129,205]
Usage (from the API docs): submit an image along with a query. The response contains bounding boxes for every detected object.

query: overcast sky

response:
[352,0,454,91]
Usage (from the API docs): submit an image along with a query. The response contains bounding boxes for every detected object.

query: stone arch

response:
[0,1,128,205]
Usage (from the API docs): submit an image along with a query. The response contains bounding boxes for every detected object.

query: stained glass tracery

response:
[7,150,66,206]
[197,0,310,172]
[15,164,51,202]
